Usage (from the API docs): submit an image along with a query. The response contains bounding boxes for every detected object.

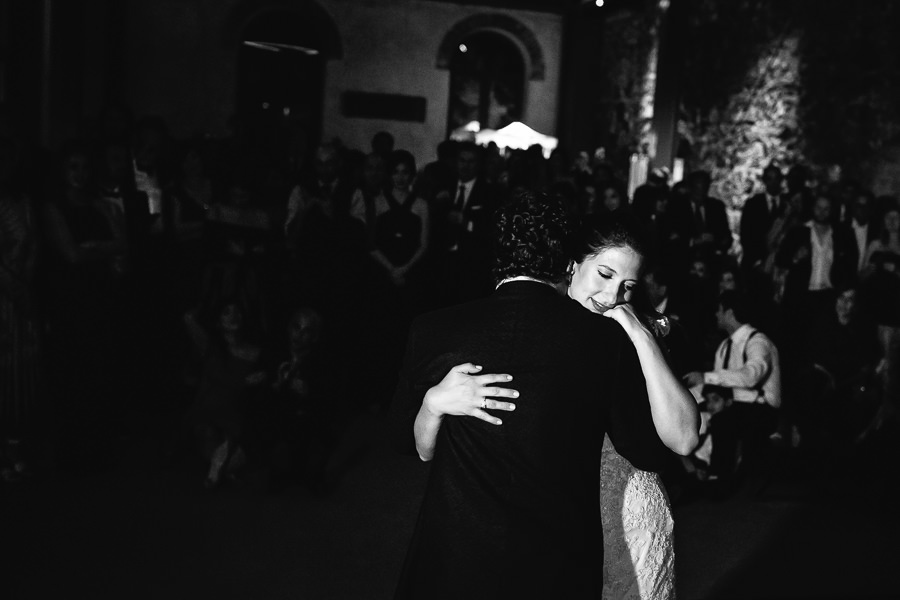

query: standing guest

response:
[357,150,431,409]
[431,141,498,304]
[740,165,785,277]
[0,137,41,481]
[371,130,395,161]
[415,140,457,204]
[683,291,781,486]
[776,195,858,332]
[348,152,388,247]
[368,150,430,292]
[673,170,732,262]
[42,141,127,468]
[848,190,877,275]
[861,202,900,277]
[857,204,900,443]
[284,142,356,249]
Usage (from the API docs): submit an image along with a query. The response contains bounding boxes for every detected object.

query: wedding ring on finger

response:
[480,398,487,410]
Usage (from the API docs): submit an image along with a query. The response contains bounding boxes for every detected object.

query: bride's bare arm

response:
[414,364,518,462]
[603,304,700,455]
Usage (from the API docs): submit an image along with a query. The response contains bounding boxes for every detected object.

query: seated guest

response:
[684,384,733,481]
[254,307,334,493]
[717,263,742,295]
[183,300,266,488]
[684,291,781,485]
[794,287,879,448]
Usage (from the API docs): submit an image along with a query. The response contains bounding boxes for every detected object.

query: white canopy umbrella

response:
[475,121,558,158]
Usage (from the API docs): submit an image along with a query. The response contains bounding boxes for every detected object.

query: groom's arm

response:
[606,331,671,472]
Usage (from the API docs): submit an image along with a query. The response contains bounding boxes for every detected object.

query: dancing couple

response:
[390,190,700,599]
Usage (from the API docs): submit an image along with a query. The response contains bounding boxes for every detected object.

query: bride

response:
[414,214,698,600]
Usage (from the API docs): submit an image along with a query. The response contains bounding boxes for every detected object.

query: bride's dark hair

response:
[492,189,572,284]
[569,212,648,264]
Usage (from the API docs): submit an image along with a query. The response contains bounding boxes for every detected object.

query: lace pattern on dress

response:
[600,434,675,600]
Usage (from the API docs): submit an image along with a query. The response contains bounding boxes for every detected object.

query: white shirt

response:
[704,324,781,408]
[851,219,868,272]
[455,179,476,211]
[807,221,834,291]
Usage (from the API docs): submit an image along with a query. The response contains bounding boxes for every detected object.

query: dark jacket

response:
[390,281,669,600]
[671,195,732,257]
[775,222,858,304]
[740,192,784,271]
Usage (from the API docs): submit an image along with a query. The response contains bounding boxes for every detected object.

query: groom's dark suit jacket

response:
[390,281,669,600]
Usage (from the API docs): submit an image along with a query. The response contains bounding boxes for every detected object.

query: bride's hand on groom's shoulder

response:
[423,363,519,426]
[600,303,647,339]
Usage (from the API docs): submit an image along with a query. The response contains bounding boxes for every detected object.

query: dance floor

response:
[4,411,896,599]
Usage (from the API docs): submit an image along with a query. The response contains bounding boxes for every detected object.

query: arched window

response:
[447,31,525,135]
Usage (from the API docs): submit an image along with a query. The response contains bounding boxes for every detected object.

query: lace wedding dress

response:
[600,434,675,600]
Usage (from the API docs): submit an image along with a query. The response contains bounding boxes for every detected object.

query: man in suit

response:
[740,164,785,275]
[776,194,858,315]
[775,194,858,378]
[845,189,877,273]
[430,141,499,304]
[390,191,670,599]
[673,170,732,262]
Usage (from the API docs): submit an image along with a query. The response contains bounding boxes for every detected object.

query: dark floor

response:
[3,411,897,600]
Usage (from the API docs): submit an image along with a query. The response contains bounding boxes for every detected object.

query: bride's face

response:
[568,246,642,314]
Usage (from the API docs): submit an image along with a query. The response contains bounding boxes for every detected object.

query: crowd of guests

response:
[1,104,898,494]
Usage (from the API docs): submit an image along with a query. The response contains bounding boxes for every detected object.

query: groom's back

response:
[392,281,649,599]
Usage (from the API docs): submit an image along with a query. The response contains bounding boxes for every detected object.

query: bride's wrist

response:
[423,387,449,419]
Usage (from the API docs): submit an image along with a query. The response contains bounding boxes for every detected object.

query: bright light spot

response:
[595,0,604,6]
[459,44,467,53]
[262,102,270,110]
[283,107,291,116]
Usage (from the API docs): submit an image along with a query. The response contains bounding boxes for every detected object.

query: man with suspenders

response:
[684,290,782,482]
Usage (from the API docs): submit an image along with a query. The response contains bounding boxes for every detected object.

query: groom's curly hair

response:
[492,189,573,284]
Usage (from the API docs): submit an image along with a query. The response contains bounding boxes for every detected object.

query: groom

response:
[389,191,669,599]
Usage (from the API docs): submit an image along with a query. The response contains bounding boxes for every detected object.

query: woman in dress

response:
[416,214,699,600]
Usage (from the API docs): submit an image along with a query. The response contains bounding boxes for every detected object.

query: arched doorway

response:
[232,2,341,146]
[447,31,526,135]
